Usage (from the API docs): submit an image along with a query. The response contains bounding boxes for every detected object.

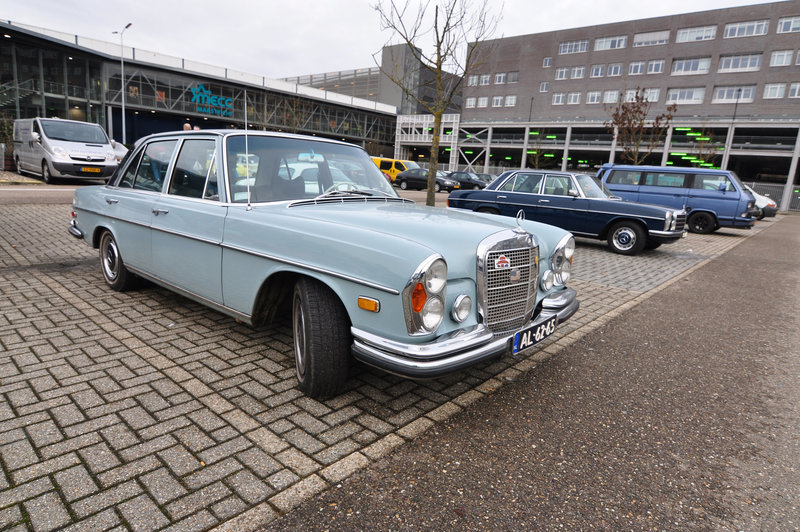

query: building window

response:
[479,74,491,85]
[467,75,478,87]
[724,20,769,38]
[507,71,519,83]
[624,89,637,102]
[770,50,793,67]
[789,83,800,98]
[586,91,602,104]
[644,88,660,102]
[633,30,670,47]
[676,25,717,42]
[777,16,800,33]
[543,57,552,68]
[465,97,476,108]
[495,72,506,84]
[603,90,619,104]
[763,83,786,99]
[647,59,665,74]
[628,61,646,75]
[540,81,550,92]
[492,96,504,107]
[555,67,569,80]
[607,63,622,77]
[595,35,627,51]
[505,95,517,107]
[567,92,581,104]
[718,53,762,72]
[671,57,712,75]
[711,86,756,103]
[570,66,585,79]
[666,87,706,104]
[552,93,565,105]
[559,40,588,54]
[590,64,605,78]
[477,96,488,108]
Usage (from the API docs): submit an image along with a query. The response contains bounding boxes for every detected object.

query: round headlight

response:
[540,269,554,291]
[563,236,575,260]
[425,259,447,294]
[555,261,571,284]
[421,297,444,330]
[452,294,472,323]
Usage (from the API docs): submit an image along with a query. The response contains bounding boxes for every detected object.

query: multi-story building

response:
[395,0,800,211]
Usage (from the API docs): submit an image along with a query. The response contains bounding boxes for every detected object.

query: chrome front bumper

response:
[351,287,579,378]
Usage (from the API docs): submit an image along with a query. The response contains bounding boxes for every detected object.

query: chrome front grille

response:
[674,213,687,232]
[478,230,539,334]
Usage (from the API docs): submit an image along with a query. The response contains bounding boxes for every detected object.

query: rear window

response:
[691,174,735,192]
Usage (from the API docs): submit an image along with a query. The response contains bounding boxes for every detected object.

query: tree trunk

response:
[426,112,443,207]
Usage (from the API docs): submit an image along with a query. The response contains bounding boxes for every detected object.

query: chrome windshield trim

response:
[221,242,400,295]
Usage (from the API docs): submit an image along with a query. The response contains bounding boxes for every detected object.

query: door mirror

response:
[568,188,579,197]
[31,132,41,143]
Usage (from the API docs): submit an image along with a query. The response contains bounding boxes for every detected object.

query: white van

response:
[13,118,119,183]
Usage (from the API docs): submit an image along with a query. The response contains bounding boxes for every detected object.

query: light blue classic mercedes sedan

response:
[69,130,579,399]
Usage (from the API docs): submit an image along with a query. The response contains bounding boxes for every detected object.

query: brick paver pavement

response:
[0,202,775,531]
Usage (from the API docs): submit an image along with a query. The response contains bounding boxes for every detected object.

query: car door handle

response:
[152,208,169,216]
[105,198,119,204]
[538,199,550,203]
[497,195,507,199]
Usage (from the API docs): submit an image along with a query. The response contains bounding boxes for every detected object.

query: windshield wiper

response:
[315,189,375,199]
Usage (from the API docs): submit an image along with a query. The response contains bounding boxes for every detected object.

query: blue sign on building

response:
[190,84,234,117]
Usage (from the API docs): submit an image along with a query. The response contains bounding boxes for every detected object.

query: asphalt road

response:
[262,215,800,531]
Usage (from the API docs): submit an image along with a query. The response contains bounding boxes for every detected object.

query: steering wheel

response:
[324,182,358,193]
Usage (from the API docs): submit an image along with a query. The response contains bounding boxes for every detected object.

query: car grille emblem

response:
[509,268,521,283]
[494,255,511,269]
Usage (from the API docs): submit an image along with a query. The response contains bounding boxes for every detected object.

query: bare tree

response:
[374,0,499,206]
[605,87,677,165]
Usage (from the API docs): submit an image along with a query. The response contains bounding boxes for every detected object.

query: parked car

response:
[476,173,497,184]
[448,169,686,255]
[598,164,757,234]
[371,157,420,182]
[743,184,777,220]
[446,171,487,190]
[395,168,459,192]
[69,130,579,399]
[13,117,118,183]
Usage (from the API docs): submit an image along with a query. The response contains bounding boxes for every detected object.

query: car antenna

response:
[244,89,252,211]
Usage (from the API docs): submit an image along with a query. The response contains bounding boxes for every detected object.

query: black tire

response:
[15,157,23,175]
[434,182,441,193]
[644,240,662,250]
[476,207,500,215]
[42,161,53,184]
[607,221,646,255]
[399,180,408,190]
[687,211,716,234]
[292,278,351,399]
[99,230,136,291]
[756,209,765,221]
[473,184,481,190]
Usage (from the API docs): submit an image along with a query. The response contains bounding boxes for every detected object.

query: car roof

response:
[600,163,731,175]
[136,129,355,148]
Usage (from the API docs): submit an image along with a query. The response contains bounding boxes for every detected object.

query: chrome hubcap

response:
[613,228,636,250]
[102,237,119,280]
[293,297,307,379]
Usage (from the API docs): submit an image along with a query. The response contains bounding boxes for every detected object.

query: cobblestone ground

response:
[0,203,775,531]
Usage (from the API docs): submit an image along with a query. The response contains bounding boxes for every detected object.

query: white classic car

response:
[69,130,579,398]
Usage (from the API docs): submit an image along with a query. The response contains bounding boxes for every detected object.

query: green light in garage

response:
[717,146,725,150]
[681,156,694,160]
[464,150,474,154]
[466,134,472,138]
[674,127,692,131]
[567,157,572,160]
[697,137,711,141]
[666,161,674,165]
[428,128,433,131]
[686,132,701,136]
[670,152,687,156]
[527,150,537,154]
[505,156,512,160]
[546,135,557,139]
[544,153,555,158]
[530,131,539,135]
[445,130,452,135]
[444,148,451,151]
[701,163,713,167]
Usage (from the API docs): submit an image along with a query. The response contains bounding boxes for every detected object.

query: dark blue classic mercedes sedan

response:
[448,170,686,255]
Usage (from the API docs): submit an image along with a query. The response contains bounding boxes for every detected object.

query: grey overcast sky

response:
[0,0,783,79]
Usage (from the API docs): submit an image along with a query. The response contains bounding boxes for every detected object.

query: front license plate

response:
[512,315,557,354]
[81,167,102,173]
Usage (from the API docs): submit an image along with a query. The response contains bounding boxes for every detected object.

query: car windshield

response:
[226,135,397,203]
[41,120,108,144]
[574,173,613,199]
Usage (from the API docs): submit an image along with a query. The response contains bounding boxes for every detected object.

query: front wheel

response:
[293,278,351,399]
[473,184,481,190]
[434,182,441,193]
[607,221,646,255]
[687,211,716,234]
[15,157,24,175]
[42,161,54,184]
[399,180,408,190]
[99,230,136,291]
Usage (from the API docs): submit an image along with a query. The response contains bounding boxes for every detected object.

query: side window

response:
[499,175,517,191]
[395,162,406,172]
[644,172,688,188]
[512,173,543,193]
[168,139,217,199]
[118,149,143,188]
[692,174,734,191]
[133,140,177,192]
[543,175,571,195]
[379,160,392,171]
[607,170,641,185]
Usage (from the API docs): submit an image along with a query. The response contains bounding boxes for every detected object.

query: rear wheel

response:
[607,221,646,255]
[99,230,136,291]
[476,207,500,216]
[473,184,481,190]
[434,182,441,193]
[687,211,716,234]
[292,278,351,399]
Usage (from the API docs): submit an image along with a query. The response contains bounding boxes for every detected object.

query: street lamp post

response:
[732,87,742,123]
[112,23,132,145]
[528,96,535,122]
